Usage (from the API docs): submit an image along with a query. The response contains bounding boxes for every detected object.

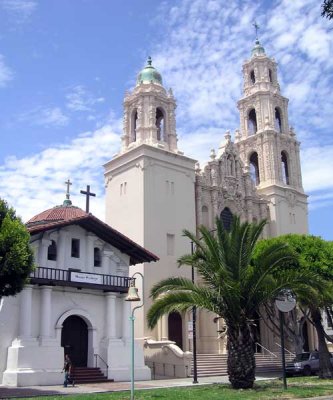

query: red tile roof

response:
[26,205,158,265]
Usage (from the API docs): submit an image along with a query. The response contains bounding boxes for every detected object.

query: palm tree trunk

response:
[227,322,255,389]
[311,307,333,379]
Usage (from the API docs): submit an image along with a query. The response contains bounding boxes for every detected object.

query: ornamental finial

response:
[147,56,152,66]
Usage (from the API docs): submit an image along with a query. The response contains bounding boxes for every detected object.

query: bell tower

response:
[104,58,196,345]
[121,57,178,154]
[235,37,308,236]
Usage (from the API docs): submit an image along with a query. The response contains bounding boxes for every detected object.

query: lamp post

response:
[191,241,198,384]
[275,290,296,390]
[125,272,144,400]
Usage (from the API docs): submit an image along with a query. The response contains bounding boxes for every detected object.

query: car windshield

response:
[294,353,310,362]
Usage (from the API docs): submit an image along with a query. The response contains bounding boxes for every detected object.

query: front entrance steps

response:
[71,367,112,384]
[192,353,294,377]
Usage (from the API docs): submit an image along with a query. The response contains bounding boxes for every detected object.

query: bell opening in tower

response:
[248,109,257,135]
[156,107,165,141]
[275,108,282,133]
[250,152,260,185]
[281,151,290,185]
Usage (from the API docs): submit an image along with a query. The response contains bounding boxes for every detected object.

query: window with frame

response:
[71,238,80,258]
[47,240,57,261]
[94,247,101,267]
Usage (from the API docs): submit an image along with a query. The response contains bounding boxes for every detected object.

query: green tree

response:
[147,217,317,389]
[322,0,333,20]
[255,234,333,379]
[0,198,34,297]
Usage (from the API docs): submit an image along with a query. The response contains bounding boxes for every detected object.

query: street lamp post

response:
[275,290,296,390]
[191,241,198,384]
[125,272,144,400]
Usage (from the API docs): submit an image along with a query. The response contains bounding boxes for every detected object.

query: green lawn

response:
[16,377,333,400]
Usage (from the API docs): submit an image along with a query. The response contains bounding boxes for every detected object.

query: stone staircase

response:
[191,352,294,377]
[70,367,111,384]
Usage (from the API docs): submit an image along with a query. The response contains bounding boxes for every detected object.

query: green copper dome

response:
[251,39,266,57]
[136,57,163,85]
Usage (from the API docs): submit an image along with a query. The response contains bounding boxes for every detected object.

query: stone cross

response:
[65,179,72,200]
[80,185,96,213]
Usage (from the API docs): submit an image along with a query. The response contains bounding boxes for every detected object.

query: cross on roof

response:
[253,20,260,39]
[80,185,96,213]
[64,179,72,200]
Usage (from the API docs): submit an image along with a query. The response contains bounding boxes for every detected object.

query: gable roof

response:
[27,205,158,265]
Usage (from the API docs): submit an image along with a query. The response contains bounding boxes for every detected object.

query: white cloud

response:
[18,106,69,127]
[0,118,122,222]
[0,0,37,23]
[66,85,105,112]
[0,54,13,86]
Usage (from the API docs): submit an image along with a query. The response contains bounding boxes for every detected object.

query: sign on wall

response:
[70,271,103,285]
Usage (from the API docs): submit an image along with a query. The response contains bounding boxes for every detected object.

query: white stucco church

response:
[0,36,312,386]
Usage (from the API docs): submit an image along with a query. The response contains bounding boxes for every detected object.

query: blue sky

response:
[0,0,332,240]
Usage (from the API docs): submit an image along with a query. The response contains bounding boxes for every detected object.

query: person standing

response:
[62,354,73,387]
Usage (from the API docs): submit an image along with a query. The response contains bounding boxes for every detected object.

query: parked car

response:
[286,351,333,376]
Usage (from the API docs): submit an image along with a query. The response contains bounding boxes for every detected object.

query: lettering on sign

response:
[71,272,103,285]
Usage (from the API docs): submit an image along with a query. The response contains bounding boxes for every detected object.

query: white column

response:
[86,234,95,272]
[106,294,117,339]
[40,286,52,339]
[122,298,131,341]
[38,238,51,266]
[57,229,68,269]
[161,315,168,341]
[19,285,33,338]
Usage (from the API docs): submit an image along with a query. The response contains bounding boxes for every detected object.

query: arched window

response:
[249,152,260,185]
[275,108,282,133]
[94,247,101,267]
[156,107,165,141]
[248,109,257,135]
[220,207,233,231]
[281,151,290,185]
[131,109,138,142]
[202,205,209,227]
[47,240,57,261]
[250,70,255,84]
[269,69,273,83]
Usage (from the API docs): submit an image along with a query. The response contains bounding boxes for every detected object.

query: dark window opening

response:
[47,240,57,261]
[248,109,257,135]
[132,110,138,142]
[168,312,183,350]
[250,152,260,185]
[94,247,101,267]
[156,107,165,141]
[71,239,80,258]
[275,108,282,133]
[269,69,273,83]
[250,70,255,84]
[281,151,290,185]
[220,207,233,231]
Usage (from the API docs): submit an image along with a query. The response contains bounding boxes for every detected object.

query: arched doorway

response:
[168,312,183,350]
[61,315,88,367]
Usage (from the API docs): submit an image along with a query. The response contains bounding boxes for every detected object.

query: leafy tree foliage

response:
[322,0,333,20]
[0,198,34,297]
[147,217,317,389]
[256,234,333,379]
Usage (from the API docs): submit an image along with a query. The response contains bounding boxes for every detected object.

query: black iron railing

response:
[30,266,132,293]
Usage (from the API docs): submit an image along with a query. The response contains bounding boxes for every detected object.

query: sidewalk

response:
[0,374,268,398]
[0,374,332,399]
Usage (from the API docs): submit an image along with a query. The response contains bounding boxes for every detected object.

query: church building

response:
[0,190,157,386]
[104,38,309,357]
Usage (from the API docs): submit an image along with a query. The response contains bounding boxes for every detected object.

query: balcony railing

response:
[30,267,132,293]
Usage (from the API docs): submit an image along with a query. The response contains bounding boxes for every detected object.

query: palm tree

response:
[147,217,318,389]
